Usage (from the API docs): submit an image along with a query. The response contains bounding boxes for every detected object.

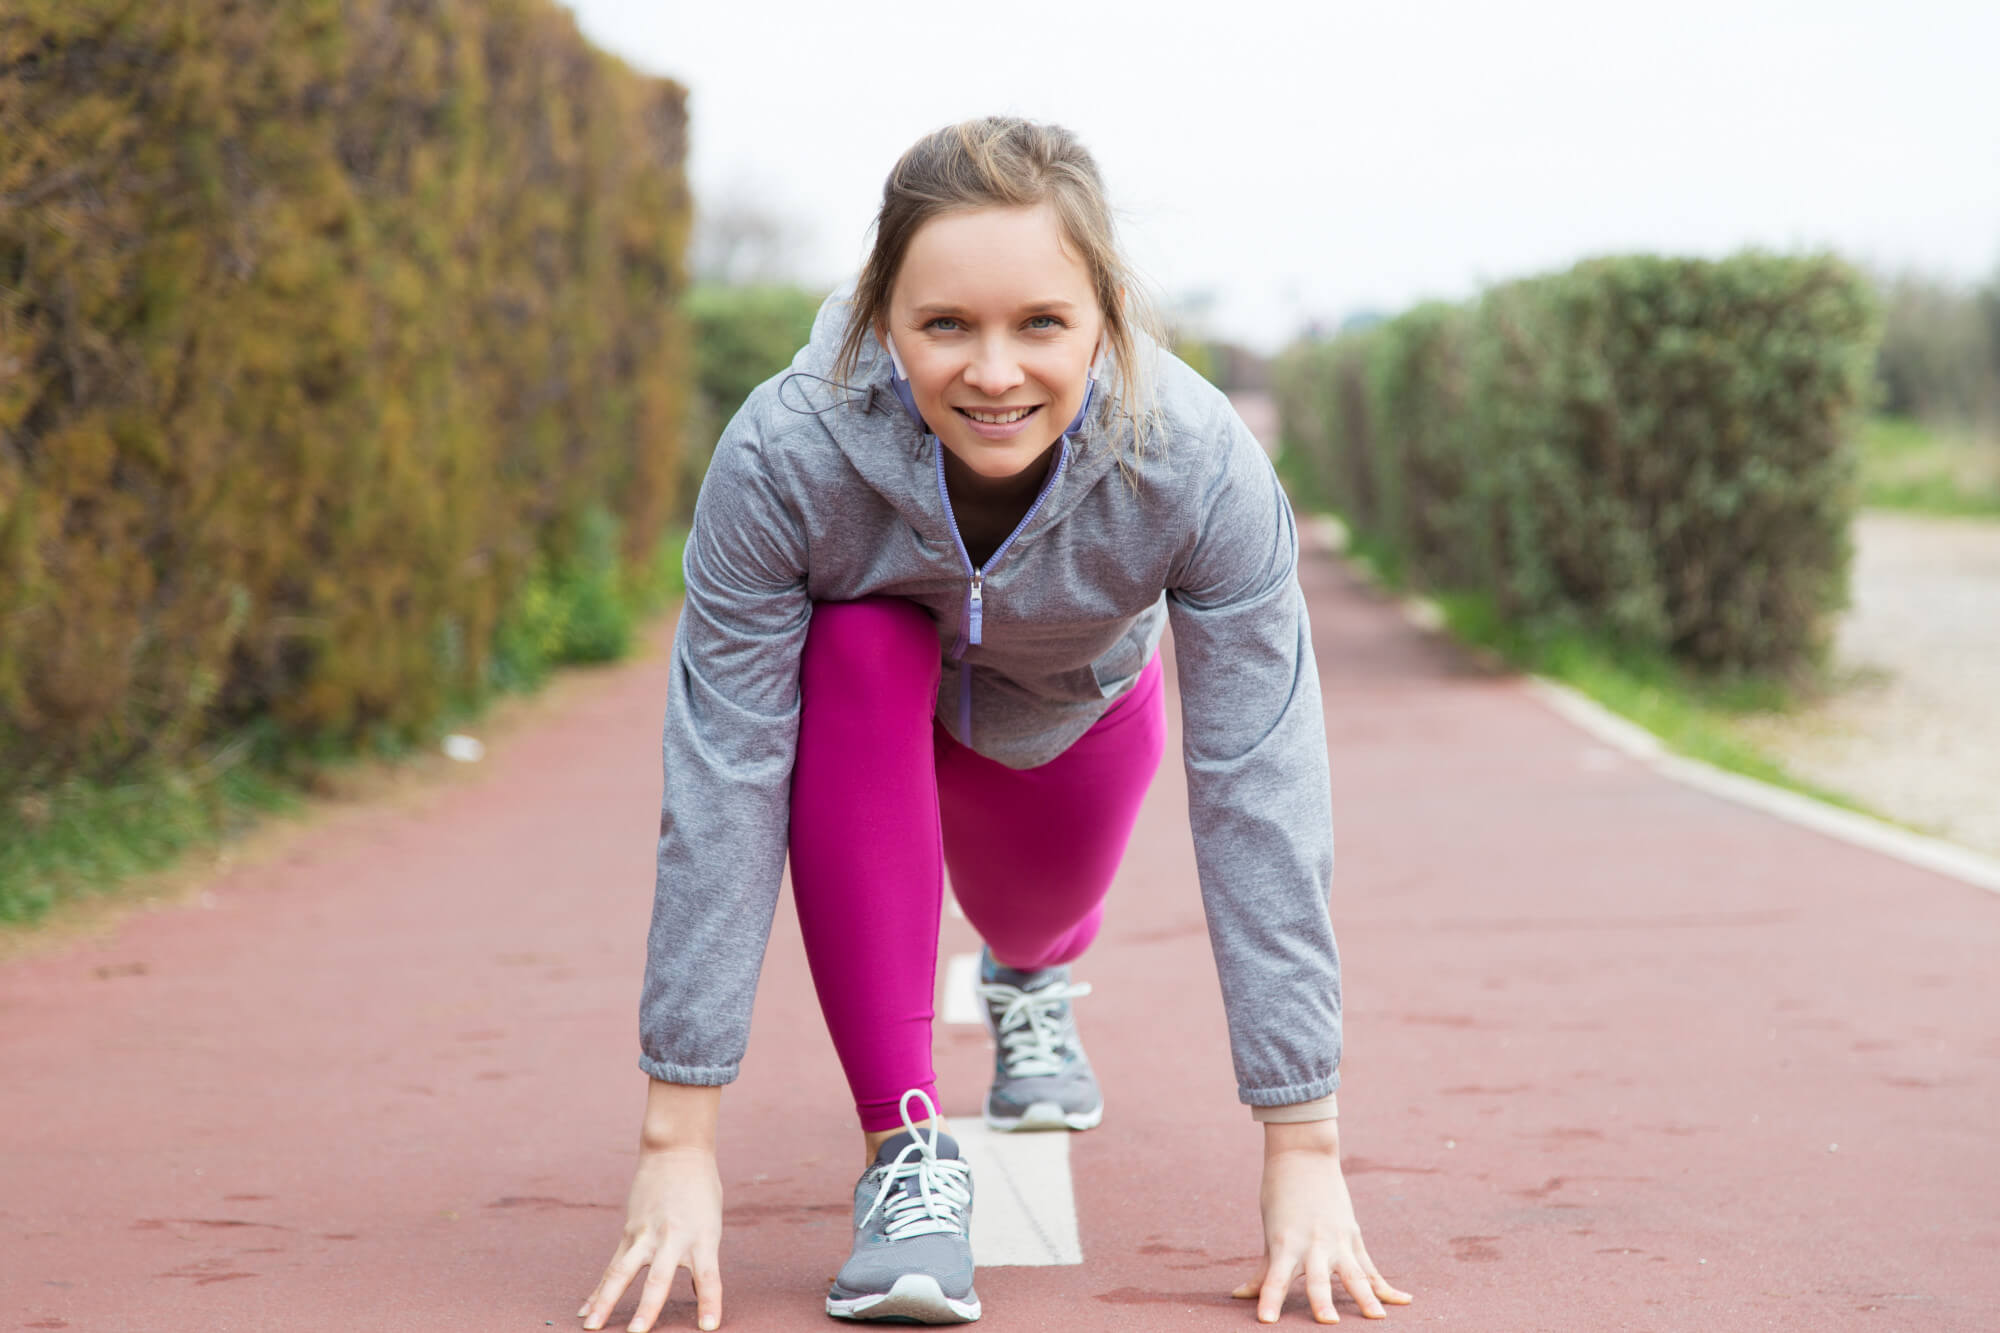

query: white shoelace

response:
[975,978,1092,1078]
[861,1089,973,1241]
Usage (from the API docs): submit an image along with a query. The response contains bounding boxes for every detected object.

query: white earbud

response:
[884,330,910,381]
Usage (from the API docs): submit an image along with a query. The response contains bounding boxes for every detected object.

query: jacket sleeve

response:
[1164,403,1342,1108]
[638,417,812,1085]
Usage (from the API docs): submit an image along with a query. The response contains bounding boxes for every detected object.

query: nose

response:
[961,335,1024,397]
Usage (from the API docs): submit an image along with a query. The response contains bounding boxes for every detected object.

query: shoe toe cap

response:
[836,1234,977,1299]
[988,1067,1100,1116]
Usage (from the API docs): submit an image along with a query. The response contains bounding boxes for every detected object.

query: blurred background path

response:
[1731,511,2000,857]
[6,495,1999,1330]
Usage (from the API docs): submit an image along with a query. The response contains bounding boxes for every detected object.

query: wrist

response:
[640,1079,721,1154]
[1263,1116,1340,1158]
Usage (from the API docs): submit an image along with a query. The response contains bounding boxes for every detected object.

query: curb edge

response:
[1520,675,2000,898]
[1307,524,2000,897]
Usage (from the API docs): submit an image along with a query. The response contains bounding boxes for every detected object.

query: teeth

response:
[965,406,1034,424]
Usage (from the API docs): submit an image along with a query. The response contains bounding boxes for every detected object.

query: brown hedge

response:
[0,0,690,792]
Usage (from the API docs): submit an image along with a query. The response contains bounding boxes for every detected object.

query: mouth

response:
[954,404,1041,426]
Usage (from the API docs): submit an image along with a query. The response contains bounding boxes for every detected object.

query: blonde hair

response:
[833,116,1163,459]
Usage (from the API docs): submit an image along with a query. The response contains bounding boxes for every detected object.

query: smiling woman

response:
[880,206,1105,562]
[887,207,1101,473]
[833,120,1162,469]
[579,116,1412,1331]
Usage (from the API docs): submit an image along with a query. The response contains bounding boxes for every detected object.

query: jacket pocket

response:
[1089,622,1150,700]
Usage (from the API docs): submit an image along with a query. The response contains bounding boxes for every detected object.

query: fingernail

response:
[700,1319,718,1332]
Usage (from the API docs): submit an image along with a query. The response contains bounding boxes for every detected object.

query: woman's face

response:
[882,204,1105,482]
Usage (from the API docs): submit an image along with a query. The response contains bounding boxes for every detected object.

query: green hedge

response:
[680,282,823,516]
[0,0,691,795]
[1275,253,1880,674]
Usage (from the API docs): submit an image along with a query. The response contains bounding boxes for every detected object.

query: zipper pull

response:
[968,574,984,645]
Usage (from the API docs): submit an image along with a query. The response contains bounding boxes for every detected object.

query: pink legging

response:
[789,598,1166,1131]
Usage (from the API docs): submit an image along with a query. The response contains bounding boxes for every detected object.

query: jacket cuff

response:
[1239,1071,1339,1108]
[637,1055,738,1086]
[1250,1092,1339,1123]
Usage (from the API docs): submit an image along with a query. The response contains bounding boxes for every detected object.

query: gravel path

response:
[1731,511,2000,856]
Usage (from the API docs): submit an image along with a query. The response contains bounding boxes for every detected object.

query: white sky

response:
[563,0,2000,352]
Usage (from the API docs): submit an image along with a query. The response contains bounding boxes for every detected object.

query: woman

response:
[579,116,1411,1329]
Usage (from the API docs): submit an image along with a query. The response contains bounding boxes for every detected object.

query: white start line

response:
[937,949,1083,1266]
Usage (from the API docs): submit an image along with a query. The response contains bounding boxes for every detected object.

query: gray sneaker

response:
[975,947,1103,1132]
[827,1089,980,1324]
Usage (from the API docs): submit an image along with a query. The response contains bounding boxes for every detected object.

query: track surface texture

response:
[6,536,1998,1331]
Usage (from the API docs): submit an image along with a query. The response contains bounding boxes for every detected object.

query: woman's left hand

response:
[1232,1119,1413,1323]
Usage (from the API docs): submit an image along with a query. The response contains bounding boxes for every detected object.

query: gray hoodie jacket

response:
[639,292,1341,1110]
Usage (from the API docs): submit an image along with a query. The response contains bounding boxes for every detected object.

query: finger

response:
[1231,1259,1269,1301]
[581,1254,618,1317]
[1257,1253,1300,1324]
[627,1251,683,1333]
[1336,1260,1386,1320]
[693,1253,724,1332]
[582,1248,647,1331]
[581,1261,624,1320]
[1306,1256,1340,1324]
[1355,1238,1413,1306]
[1370,1273,1415,1306]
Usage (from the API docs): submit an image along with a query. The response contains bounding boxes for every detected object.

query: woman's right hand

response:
[578,1146,724,1332]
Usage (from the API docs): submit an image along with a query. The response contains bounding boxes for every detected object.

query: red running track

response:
[4,538,1998,1331]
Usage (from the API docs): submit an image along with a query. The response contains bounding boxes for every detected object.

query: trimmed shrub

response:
[680,282,823,515]
[1274,253,1880,675]
[1274,335,1378,533]
[1872,268,2000,426]
[1367,303,1483,589]
[0,0,691,795]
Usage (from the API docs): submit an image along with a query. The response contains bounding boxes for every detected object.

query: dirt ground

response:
[1730,510,2000,857]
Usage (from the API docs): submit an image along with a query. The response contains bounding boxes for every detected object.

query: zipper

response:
[934,435,1073,739]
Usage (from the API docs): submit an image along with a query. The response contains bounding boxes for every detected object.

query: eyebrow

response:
[911,300,1080,317]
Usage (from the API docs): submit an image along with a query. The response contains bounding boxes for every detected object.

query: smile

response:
[957,405,1040,425]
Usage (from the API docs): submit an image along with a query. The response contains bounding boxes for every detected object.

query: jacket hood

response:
[768,286,1131,539]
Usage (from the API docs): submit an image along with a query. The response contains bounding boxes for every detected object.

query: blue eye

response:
[925,317,961,332]
[1027,315,1064,330]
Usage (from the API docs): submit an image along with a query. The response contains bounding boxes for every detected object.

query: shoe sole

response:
[984,1098,1103,1132]
[827,1272,982,1323]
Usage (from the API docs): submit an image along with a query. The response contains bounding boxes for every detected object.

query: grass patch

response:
[1427,590,1872,815]
[0,758,302,927]
[0,525,688,933]
[1858,415,2000,517]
